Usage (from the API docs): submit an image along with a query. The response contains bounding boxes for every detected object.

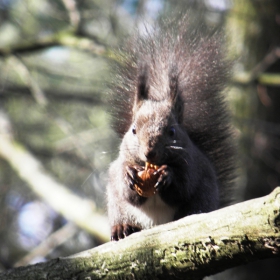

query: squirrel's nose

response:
[145,150,157,161]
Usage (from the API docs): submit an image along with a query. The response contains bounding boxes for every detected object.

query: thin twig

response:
[233,47,280,85]
[14,223,78,267]
[0,32,105,57]
[61,0,81,29]
[6,56,48,106]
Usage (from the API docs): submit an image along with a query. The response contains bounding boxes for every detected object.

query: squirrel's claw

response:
[154,165,173,191]
[111,224,141,241]
[125,165,143,190]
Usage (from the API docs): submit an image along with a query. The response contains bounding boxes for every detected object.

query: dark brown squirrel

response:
[106,16,235,241]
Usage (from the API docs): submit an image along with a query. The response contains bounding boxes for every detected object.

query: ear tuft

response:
[136,64,149,103]
[169,67,183,123]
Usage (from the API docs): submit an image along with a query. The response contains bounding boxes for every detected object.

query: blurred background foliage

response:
[0,0,280,278]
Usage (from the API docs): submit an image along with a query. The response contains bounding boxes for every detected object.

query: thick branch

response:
[1,187,279,279]
[0,113,110,243]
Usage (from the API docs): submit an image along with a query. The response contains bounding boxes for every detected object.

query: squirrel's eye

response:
[169,127,176,137]
[132,125,137,135]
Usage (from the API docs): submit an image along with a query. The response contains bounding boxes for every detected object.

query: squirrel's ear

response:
[169,70,178,102]
[169,70,184,123]
[136,63,149,103]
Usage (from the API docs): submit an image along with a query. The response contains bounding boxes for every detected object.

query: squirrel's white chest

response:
[127,194,176,229]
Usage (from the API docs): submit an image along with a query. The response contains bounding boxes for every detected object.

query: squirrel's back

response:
[109,17,235,208]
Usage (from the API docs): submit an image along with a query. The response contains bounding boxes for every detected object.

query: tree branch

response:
[13,223,78,268]
[0,112,110,244]
[0,187,279,279]
[234,72,280,86]
[0,85,104,104]
[61,0,81,29]
[232,47,280,86]
[0,32,105,57]
[6,55,48,106]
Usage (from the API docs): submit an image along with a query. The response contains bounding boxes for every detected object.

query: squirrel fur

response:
[106,16,235,241]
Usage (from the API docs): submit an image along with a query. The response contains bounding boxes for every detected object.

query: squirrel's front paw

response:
[154,165,173,191]
[125,165,144,191]
[111,224,141,241]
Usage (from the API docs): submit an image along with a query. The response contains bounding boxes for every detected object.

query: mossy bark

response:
[1,187,280,280]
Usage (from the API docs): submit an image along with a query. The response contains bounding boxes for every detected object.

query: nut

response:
[134,162,160,197]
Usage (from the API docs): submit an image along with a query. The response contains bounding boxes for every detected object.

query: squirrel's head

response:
[123,63,188,165]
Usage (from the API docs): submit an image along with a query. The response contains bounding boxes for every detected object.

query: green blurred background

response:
[0,0,280,278]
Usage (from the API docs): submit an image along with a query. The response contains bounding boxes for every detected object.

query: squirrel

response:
[106,16,235,241]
